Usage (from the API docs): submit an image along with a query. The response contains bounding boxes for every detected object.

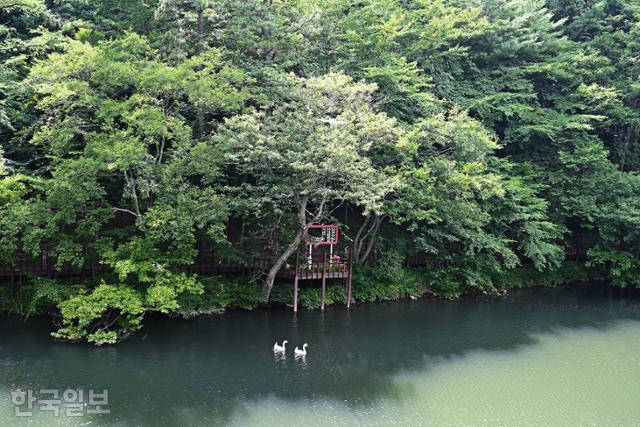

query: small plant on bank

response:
[2,277,77,321]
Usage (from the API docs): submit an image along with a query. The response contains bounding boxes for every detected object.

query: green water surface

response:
[1,285,639,426]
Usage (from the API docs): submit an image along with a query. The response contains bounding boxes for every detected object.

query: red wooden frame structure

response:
[304,224,339,246]
[290,224,350,312]
[291,248,352,313]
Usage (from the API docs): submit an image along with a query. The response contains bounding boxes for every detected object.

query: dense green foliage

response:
[0,276,75,320]
[1,0,639,343]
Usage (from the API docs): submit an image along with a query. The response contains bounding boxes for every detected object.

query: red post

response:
[321,252,327,310]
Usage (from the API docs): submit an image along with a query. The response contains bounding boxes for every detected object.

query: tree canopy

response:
[1,0,640,342]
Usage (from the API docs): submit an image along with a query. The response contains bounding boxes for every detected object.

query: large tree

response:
[7,32,248,281]
[217,73,399,299]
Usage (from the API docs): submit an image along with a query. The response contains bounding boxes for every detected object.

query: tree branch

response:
[112,207,140,218]
[123,170,142,217]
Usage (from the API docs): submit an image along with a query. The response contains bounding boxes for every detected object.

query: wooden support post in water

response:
[293,253,299,313]
[321,252,327,311]
[347,248,353,309]
[293,275,299,313]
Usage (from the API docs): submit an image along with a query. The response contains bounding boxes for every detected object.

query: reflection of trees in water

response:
[1,286,639,425]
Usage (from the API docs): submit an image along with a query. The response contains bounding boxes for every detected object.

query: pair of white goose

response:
[273,340,308,356]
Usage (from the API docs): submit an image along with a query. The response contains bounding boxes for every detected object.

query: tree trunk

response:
[360,214,383,263]
[353,214,371,260]
[238,218,246,247]
[197,7,204,54]
[620,98,638,172]
[261,228,305,300]
[354,213,384,263]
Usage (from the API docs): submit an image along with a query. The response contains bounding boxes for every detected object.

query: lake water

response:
[1,285,640,426]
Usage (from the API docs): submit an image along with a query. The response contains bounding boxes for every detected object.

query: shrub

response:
[52,284,146,345]
[2,277,77,320]
[298,288,323,310]
[422,260,588,298]
[495,261,587,289]
[146,272,203,313]
[269,283,294,306]
[586,249,639,288]
[176,276,263,317]
[352,251,425,302]
[328,286,348,305]
[0,283,9,312]
[52,271,205,344]
[296,286,348,310]
[427,271,462,299]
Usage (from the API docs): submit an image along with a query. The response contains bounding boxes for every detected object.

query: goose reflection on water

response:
[273,350,287,365]
[295,352,308,369]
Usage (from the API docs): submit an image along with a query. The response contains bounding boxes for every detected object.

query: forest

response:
[1,0,639,344]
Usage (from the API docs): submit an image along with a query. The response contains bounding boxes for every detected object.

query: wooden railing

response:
[0,254,107,279]
[0,247,437,280]
[294,257,350,280]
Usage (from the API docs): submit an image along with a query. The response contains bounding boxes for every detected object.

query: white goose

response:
[273,340,288,352]
[294,343,309,357]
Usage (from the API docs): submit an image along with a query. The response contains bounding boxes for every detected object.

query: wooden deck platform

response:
[289,251,353,312]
